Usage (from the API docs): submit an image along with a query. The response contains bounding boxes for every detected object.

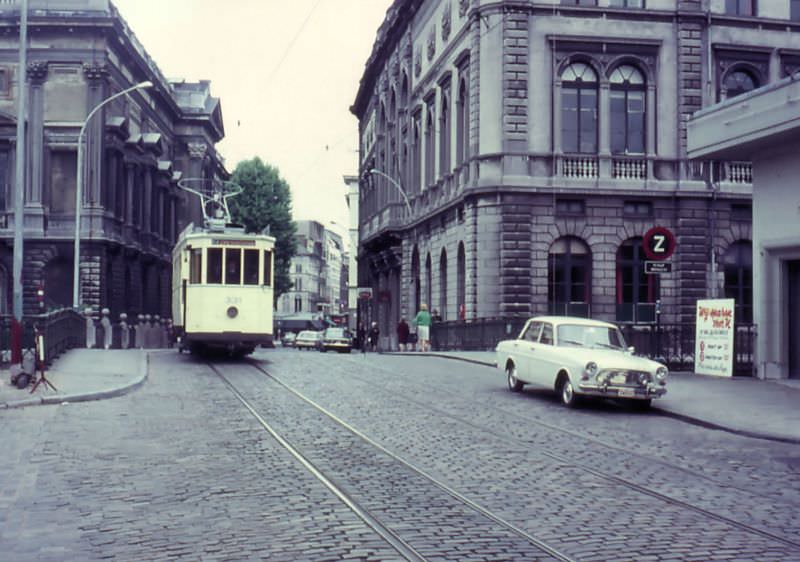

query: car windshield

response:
[557,324,627,350]
[298,331,320,339]
[325,328,348,338]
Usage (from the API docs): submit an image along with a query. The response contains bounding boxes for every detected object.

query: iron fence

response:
[0,309,86,366]
[431,318,756,376]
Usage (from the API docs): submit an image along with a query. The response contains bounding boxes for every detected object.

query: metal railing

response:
[1,309,86,366]
[431,318,756,375]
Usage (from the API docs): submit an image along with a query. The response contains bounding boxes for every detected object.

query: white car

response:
[495,316,668,408]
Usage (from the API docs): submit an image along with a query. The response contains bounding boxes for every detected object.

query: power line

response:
[264,0,324,87]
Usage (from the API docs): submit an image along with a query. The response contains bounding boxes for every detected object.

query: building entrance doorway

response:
[788,260,800,379]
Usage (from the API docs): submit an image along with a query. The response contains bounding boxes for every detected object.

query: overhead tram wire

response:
[263,0,324,89]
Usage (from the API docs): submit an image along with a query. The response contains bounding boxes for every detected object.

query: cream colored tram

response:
[172,223,275,355]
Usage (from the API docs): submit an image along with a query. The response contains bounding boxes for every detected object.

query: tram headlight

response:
[227,306,239,318]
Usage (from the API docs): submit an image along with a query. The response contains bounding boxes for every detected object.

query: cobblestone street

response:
[1,350,799,561]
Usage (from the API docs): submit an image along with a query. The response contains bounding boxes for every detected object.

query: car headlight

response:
[655,366,668,383]
[583,361,598,379]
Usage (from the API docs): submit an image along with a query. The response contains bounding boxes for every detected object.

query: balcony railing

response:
[560,155,599,178]
[724,161,752,184]
[612,156,647,180]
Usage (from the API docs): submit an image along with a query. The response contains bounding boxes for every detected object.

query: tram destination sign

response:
[212,239,257,246]
[645,261,672,274]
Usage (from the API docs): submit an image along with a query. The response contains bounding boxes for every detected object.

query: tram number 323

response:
[226,296,243,305]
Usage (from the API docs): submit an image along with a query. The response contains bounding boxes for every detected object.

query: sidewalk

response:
[0,349,147,409]
[387,351,800,444]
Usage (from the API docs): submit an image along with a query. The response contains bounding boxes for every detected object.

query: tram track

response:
[206,360,574,562]
[278,352,800,554]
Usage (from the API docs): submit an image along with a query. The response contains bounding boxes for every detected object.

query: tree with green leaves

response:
[229,157,297,303]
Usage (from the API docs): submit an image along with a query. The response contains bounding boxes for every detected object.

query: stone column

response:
[26,61,48,219]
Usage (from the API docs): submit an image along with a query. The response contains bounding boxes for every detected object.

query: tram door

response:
[788,260,800,379]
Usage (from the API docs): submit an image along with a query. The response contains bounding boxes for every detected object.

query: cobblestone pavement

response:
[1,349,799,561]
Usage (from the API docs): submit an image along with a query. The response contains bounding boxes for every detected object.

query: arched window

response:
[723,69,758,99]
[439,248,448,320]
[609,64,645,154]
[412,117,421,194]
[456,78,469,168]
[411,247,421,314]
[456,242,466,320]
[616,237,659,322]
[723,240,753,323]
[439,91,450,177]
[548,237,591,317]
[425,106,436,186]
[561,62,598,154]
[425,252,432,311]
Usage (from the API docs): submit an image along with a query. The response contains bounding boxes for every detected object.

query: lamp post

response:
[367,168,412,215]
[72,80,153,308]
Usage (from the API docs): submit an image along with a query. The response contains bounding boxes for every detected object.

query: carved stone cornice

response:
[27,61,48,83]
[459,0,469,18]
[83,63,109,82]
[187,141,207,159]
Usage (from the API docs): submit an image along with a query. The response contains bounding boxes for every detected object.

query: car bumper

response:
[578,383,667,400]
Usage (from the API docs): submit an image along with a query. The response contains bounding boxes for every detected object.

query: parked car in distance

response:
[495,316,668,408]
[294,330,323,351]
[320,327,353,353]
[281,332,297,347]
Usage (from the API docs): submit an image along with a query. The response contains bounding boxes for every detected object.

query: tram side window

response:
[190,249,202,284]
[263,250,273,287]
[226,248,242,284]
[207,248,223,284]
[243,249,259,285]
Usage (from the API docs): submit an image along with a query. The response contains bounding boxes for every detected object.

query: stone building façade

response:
[351,0,800,349]
[0,0,226,319]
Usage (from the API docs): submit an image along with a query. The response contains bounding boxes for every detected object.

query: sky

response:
[112,0,394,241]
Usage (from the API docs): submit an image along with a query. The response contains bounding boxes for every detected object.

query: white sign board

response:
[694,299,735,377]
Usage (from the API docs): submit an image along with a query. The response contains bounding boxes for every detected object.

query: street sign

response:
[643,226,676,261]
[357,287,373,300]
[645,261,672,274]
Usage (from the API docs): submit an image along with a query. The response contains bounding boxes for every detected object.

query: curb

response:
[1,351,149,410]
[381,351,800,445]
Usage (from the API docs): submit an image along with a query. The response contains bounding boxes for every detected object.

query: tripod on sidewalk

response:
[30,326,56,394]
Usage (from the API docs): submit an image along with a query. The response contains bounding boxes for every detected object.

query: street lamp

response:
[72,80,153,308]
[367,168,412,215]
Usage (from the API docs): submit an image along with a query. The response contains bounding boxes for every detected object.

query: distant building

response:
[277,220,347,317]
[344,174,360,330]
[352,0,798,352]
[688,74,800,380]
[0,0,227,318]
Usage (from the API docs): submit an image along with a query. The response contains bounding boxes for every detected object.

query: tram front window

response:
[244,249,259,285]
[226,248,241,284]
[190,249,202,284]
[207,248,223,284]
[263,250,273,287]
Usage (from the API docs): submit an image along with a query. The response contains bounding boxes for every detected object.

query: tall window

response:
[456,78,469,168]
[723,69,759,99]
[425,253,432,310]
[456,242,466,320]
[561,62,598,153]
[548,237,591,317]
[725,0,756,16]
[723,240,753,323]
[439,91,451,178]
[793,0,800,21]
[412,117,421,194]
[616,237,658,323]
[425,106,436,186]
[439,249,448,320]
[610,65,645,154]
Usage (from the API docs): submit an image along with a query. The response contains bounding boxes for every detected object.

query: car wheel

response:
[559,377,580,408]
[506,364,524,392]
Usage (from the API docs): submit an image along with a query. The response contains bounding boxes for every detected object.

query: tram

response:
[171,179,275,356]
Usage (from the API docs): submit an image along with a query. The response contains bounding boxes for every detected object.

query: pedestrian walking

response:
[396,317,410,351]
[413,303,432,352]
[368,322,380,352]
[357,324,367,354]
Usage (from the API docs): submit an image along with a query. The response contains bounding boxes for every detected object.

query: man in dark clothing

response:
[396,318,410,351]
[368,322,380,352]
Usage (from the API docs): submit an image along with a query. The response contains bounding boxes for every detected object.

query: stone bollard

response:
[134,314,145,349]
[100,308,113,350]
[120,313,130,349]
[144,314,153,349]
[153,315,162,349]
[165,319,173,348]
[85,307,96,349]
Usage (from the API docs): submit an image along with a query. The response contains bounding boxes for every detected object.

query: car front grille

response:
[605,370,651,386]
